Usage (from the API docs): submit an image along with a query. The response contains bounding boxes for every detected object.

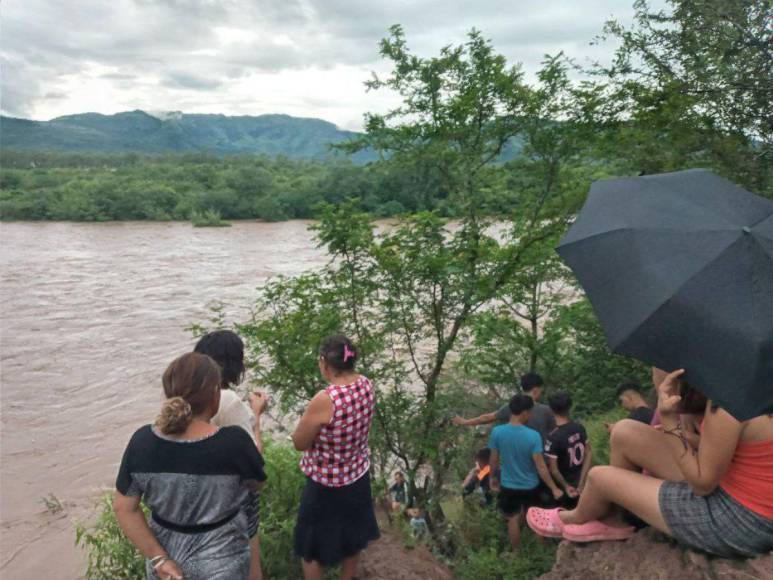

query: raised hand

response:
[657,369,685,417]
[249,391,269,416]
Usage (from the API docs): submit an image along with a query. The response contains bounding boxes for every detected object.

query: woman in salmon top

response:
[527,368,773,557]
[291,335,380,580]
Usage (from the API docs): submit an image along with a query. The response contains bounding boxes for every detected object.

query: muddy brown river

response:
[0,221,325,578]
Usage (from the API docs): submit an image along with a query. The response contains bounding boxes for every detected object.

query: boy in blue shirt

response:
[489,394,564,550]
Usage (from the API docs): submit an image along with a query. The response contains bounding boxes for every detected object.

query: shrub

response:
[75,494,146,579]
[191,209,231,227]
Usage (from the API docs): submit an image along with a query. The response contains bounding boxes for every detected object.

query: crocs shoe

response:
[562,520,635,542]
[526,507,565,538]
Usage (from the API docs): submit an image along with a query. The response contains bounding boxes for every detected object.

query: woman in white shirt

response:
[195,330,266,580]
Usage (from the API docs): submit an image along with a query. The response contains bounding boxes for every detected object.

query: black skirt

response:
[293,471,380,566]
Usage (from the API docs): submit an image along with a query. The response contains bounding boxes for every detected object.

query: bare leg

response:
[249,535,262,580]
[302,560,324,580]
[559,466,672,535]
[506,512,524,551]
[610,420,684,481]
[340,553,359,580]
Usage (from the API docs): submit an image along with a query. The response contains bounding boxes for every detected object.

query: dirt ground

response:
[357,509,453,580]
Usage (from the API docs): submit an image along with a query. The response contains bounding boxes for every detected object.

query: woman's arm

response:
[249,392,269,455]
[113,492,183,579]
[657,370,742,496]
[291,391,333,451]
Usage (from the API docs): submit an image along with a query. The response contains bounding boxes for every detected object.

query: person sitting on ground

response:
[291,335,380,580]
[544,392,592,509]
[527,369,773,558]
[194,330,267,580]
[462,448,493,506]
[489,394,564,551]
[406,506,429,539]
[389,472,408,512]
[453,372,556,443]
[114,352,267,580]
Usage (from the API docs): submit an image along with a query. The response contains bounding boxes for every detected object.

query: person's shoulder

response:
[127,424,155,446]
[218,425,256,446]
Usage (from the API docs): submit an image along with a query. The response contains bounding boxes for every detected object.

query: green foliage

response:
[454,535,556,580]
[542,298,650,417]
[75,494,147,579]
[257,440,307,579]
[191,209,231,227]
[595,0,771,193]
[75,441,306,580]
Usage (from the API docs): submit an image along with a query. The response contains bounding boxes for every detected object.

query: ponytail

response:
[156,396,193,435]
[157,352,221,435]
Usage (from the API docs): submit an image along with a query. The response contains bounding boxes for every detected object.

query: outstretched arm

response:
[453,412,497,427]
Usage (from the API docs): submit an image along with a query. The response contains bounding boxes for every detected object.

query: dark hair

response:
[509,394,535,415]
[615,381,642,398]
[520,372,544,392]
[156,353,221,435]
[475,448,491,463]
[678,381,709,414]
[193,330,245,389]
[548,391,572,416]
[319,334,357,372]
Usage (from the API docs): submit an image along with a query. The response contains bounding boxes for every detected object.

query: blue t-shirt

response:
[488,424,543,490]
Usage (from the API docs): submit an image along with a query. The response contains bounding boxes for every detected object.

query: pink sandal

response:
[526,507,565,538]
[562,520,635,542]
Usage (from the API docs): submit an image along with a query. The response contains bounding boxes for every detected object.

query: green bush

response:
[191,209,231,227]
[76,494,146,579]
[454,534,556,580]
[76,440,306,579]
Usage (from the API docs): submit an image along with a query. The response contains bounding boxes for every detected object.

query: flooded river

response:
[0,221,325,578]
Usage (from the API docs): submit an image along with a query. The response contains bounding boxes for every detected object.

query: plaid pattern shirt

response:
[300,376,374,487]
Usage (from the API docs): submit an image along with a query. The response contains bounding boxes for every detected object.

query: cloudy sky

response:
[2,0,666,131]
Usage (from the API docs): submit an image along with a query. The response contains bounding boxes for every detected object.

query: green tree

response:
[596,0,772,192]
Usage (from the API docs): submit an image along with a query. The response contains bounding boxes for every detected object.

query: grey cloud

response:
[163,71,223,90]
[3,0,668,121]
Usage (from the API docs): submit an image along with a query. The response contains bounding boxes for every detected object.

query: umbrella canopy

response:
[557,169,773,420]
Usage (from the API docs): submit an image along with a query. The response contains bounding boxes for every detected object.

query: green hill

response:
[0,110,377,162]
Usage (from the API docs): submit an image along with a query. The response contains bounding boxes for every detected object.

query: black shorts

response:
[497,487,539,517]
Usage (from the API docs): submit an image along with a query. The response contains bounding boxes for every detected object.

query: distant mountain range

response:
[0,110,377,162]
[0,110,525,162]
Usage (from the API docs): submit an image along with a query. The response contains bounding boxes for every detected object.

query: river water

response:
[0,221,325,578]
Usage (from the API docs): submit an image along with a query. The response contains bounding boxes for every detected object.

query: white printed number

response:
[568,442,585,467]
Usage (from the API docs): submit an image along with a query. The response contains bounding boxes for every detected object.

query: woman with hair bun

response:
[291,335,380,580]
[113,352,267,580]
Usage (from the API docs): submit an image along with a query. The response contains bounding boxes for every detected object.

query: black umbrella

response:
[557,169,773,420]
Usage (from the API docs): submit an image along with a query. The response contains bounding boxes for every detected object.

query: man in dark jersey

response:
[544,391,592,509]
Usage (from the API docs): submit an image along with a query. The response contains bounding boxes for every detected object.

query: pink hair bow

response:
[343,345,356,362]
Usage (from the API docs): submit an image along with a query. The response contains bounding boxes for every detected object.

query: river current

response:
[0,221,324,578]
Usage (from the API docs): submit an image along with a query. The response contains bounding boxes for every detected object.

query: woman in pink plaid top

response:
[291,335,380,580]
